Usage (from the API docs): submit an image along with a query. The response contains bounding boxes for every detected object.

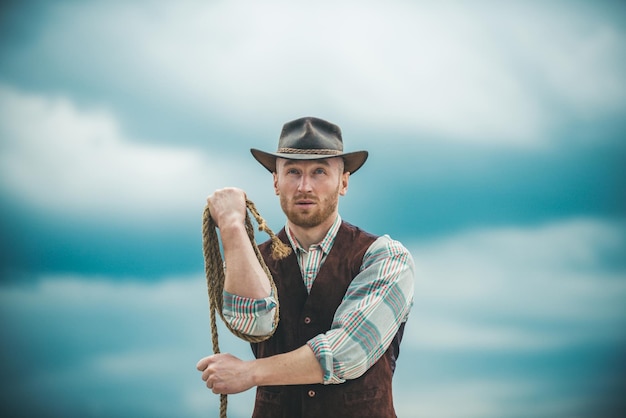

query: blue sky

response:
[0,1,625,417]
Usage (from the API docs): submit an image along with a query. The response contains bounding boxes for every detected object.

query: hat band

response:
[277,148,342,155]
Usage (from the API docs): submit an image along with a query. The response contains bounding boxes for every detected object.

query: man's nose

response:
[297,174,312,192]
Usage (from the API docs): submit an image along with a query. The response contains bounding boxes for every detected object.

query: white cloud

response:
[497,3,626,116]
[396,380,511,418]
[394,377,591,418]
[411,317,570,351]
[407,217,626,351]
[0,85,266,223]
[14,1,626,147]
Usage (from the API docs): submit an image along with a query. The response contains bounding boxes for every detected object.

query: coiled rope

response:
[202,199,291,418]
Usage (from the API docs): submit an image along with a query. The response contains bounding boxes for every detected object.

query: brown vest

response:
[251,221,405,418]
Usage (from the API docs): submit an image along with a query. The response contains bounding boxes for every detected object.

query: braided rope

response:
[277,147,341,155]
[201,199,291,418]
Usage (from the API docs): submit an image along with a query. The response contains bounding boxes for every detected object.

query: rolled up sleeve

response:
[307,235,415,384]
[222,290,277,337]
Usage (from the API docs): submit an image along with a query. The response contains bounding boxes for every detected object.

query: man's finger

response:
[196,356,211,371]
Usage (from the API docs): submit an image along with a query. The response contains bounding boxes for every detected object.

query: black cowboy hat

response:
[250,116,368,174]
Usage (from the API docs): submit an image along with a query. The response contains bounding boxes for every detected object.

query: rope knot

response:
[245,199,291,260]
[270,235,292,260]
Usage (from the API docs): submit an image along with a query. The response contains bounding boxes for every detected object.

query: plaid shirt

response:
[223,215,415,384]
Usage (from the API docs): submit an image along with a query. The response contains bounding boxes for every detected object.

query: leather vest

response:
[251,221,404,418]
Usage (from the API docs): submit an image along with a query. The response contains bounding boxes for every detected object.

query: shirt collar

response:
[286,214,342,254]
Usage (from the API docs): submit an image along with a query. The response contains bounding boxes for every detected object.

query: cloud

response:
[407,217,626,351]
[496,2,626,116]
[0,84,264,223]
[5,1,625,147]
[394,377,596,418]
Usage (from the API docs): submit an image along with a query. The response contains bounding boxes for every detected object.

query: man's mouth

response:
[296,200,315,206]
[294,197,316,207]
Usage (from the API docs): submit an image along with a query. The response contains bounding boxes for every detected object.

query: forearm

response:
[251,345,324,387]
[219,221,271,299]
[198,345,324,395]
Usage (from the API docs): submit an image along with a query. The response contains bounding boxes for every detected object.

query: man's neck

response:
[287,215,337,249]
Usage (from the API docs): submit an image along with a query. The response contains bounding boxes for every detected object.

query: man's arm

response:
[207,187,271,299]
[307,235,415,384]
[196,345,324,394]
[200,187,320,395]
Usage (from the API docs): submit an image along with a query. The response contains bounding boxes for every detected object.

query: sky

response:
[0,0,625,417]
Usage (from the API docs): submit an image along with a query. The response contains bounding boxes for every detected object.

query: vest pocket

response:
[344,387,382,405]
[256,386,282,405]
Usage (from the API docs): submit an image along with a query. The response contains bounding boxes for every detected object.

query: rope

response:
[201,199,291,418]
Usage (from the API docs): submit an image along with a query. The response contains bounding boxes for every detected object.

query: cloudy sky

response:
[1,1,625,417]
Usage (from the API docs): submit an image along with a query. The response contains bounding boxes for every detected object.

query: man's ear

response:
[273,172,279,195]
[339,172,350,196]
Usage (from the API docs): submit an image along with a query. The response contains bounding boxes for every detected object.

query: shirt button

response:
[304,317,311,324]
[308,390,316,397]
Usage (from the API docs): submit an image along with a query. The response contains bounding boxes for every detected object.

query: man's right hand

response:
[206,187,247,229]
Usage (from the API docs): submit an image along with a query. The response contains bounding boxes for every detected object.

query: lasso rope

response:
[202,199,291,418]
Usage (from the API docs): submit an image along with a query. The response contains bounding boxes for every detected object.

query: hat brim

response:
[250,149,368,175]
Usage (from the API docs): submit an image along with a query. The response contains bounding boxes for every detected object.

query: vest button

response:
[304,316,311,324]
[308,390,316,397]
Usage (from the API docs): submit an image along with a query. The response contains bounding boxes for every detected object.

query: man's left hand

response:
[196,353,254,394]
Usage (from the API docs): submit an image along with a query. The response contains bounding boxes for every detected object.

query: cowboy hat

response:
[250,116,368,174]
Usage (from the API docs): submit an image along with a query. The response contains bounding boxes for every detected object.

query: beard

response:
[280,188,340,229]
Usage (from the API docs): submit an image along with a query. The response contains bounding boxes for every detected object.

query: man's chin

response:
[291,217,320,229]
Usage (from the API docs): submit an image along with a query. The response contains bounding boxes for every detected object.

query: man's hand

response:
[206,187,247,229]
[196,353,255,395]
[196,346,324,393]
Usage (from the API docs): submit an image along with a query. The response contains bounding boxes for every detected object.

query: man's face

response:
[273,157,349,229]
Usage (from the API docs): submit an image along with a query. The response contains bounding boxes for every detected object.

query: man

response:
[197,116,414,417]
